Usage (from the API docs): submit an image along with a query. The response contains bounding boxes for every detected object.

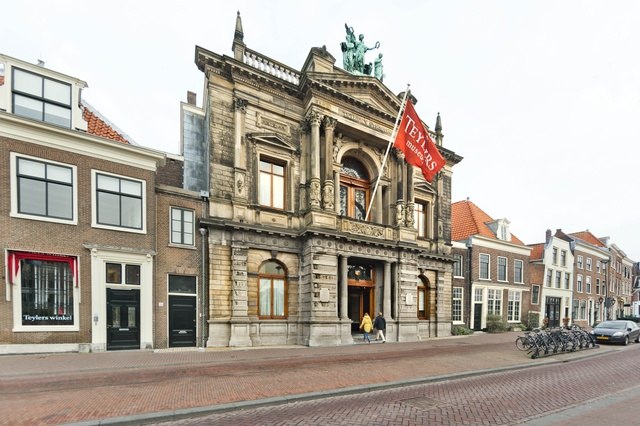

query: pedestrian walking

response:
[359,313,373,343]
[373,312,386,342]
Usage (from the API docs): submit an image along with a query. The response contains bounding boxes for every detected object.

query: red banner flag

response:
[393,101,445,182]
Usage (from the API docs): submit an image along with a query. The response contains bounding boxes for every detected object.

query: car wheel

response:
[624,336,629,346]
[636,334,640,343]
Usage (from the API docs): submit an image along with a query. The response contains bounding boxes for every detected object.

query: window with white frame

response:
[596,260,601,273]
[552,247,558,264]
[596,278,600,295]
[106,262,141,285]
[577,274,583,292]
[13,155,75,222]
[497,256,507,282]
[12,67,72,127]
[453,254,463,277]
[479,254,490,280]
[555,271,561,288]
[586,276,592,294]
[487,289,502,315]
[452,287,463,322]
[577,255,583,269]
[546,269,552,287]
[474,287,483,302]
[259,158,285,209]
[572,299,579,319]
[95,172,144,230]
[514,259,523,283]
[586,258,592,271]
[507,291,521,322]
[564,273,571,290]
[580,300,587,320]
[561,250,567,266]
[170,207,194,246]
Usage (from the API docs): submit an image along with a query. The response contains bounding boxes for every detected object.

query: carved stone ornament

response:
[342,220,384,238]
[233,98,248,113]
[322,182,334,210]
[235,172,245,196]
[396,202,405,227]
[322,116,337,131]
[405,202,415,227]
[306,111,322,127]
[309,179,321,207]
[333,137,343,162]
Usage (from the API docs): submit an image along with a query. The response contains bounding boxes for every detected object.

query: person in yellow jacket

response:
[359,313,373,344]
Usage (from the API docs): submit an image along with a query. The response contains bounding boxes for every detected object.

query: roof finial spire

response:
[435,112,442,133]
[232,11,246,61]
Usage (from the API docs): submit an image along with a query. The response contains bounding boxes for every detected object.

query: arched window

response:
[258,261,287,319]
[339,157,370,220]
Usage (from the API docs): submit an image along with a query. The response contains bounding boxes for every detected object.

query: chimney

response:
[545,229,552,243]
[187,91,197,106]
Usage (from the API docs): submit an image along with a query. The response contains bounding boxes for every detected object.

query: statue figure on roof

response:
[341,24,380,77]
[353,33,380,75]
[341,23,357,72]
[374,53,384,82]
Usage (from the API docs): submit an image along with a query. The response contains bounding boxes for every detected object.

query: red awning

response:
[7,251,78,287]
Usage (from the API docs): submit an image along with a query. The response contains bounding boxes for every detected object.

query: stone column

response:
[405,164,415,227]
[340,255,348,319]
[395,150,405,226]
[374,184,383,223]
[308,111,322,208]
[229,245,251,347]
[334,170,341,215]
[322,117,337,211]
[233,98,248,200]
[383,261,391,317]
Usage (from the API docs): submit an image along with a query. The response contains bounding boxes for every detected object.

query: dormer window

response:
[487,218,511,241]
[12,67,71,128]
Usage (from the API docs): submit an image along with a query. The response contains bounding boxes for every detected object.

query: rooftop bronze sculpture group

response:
[341,23,383,81]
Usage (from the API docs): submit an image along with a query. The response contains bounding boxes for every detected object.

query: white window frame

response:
[586,276,592,294]
[170,207,195,247]
[577,274,583,293]
[507,290,521,322]
[487,288,502,316]
[259,157,286,210]
[452,287,463,323]
[479,253,490,280]
[10,152,78,225]
[91,170,146,234]
[577,255,583,269]
[453,254,464,278]
[586,257,592,271]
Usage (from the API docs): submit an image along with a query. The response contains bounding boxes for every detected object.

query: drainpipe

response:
[199,226,208,349]
[466,238,473,329]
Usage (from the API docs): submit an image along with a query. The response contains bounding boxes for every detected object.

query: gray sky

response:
[4,0,640,260]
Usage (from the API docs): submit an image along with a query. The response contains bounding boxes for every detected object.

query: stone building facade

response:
[193,14,462,347]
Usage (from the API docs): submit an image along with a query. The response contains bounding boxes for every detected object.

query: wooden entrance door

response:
[107,288,140,350]
[348,286,373,332]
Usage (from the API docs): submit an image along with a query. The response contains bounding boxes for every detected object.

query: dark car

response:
[591,320,640,345]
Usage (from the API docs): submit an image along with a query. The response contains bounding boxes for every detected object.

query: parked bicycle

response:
[515,325,598,359]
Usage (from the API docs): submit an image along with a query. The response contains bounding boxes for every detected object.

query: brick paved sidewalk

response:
[0,332,613,425]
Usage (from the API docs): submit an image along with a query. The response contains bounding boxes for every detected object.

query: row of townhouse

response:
[1,13,465,353]
[451,199,637,331]
[0,53,207,353]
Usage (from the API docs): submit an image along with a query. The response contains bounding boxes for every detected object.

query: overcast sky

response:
[4,1,640,260]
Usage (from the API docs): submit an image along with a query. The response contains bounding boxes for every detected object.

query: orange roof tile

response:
[451,199,525,245]
[82,107,129,144]
[0,75,4,86]
[569,230,606,248]
[528,243,544,261]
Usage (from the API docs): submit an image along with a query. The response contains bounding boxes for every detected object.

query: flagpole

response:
[364,84,410,222]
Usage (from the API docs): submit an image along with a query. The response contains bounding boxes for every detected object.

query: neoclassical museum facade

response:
[192,13,462,347]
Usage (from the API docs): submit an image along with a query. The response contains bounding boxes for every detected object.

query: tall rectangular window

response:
[514,260,523,283]
[564,273,571,290]
[552,247,558,264]
[96,173,143,229]
[487,289,502,315]
[12,68,72,127]
[16,156,73,220]
[586,258,592,271]
[414,201,427,238]
[577,255,583,269]
[453,254,463,277]
[577,274,583,292]
[507,291,521,322]
[546,269,553,287]
[555,271,562,288]
[531,285,540,305]
[479,254,490,280]
[259,159,285,209]
[497,257,507,282]
[586,276,592,294]
[452,287,463,322]
[561,250,567,266]
[170,207,194,246]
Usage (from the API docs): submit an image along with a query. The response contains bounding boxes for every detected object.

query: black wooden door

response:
[169,295,197,347]
[473,304,483,330]
[107,288,140,350]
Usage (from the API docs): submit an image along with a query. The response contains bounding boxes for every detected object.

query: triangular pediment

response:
[305,72,402,118]
[247,133,295,152]
[415,180,437,195]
